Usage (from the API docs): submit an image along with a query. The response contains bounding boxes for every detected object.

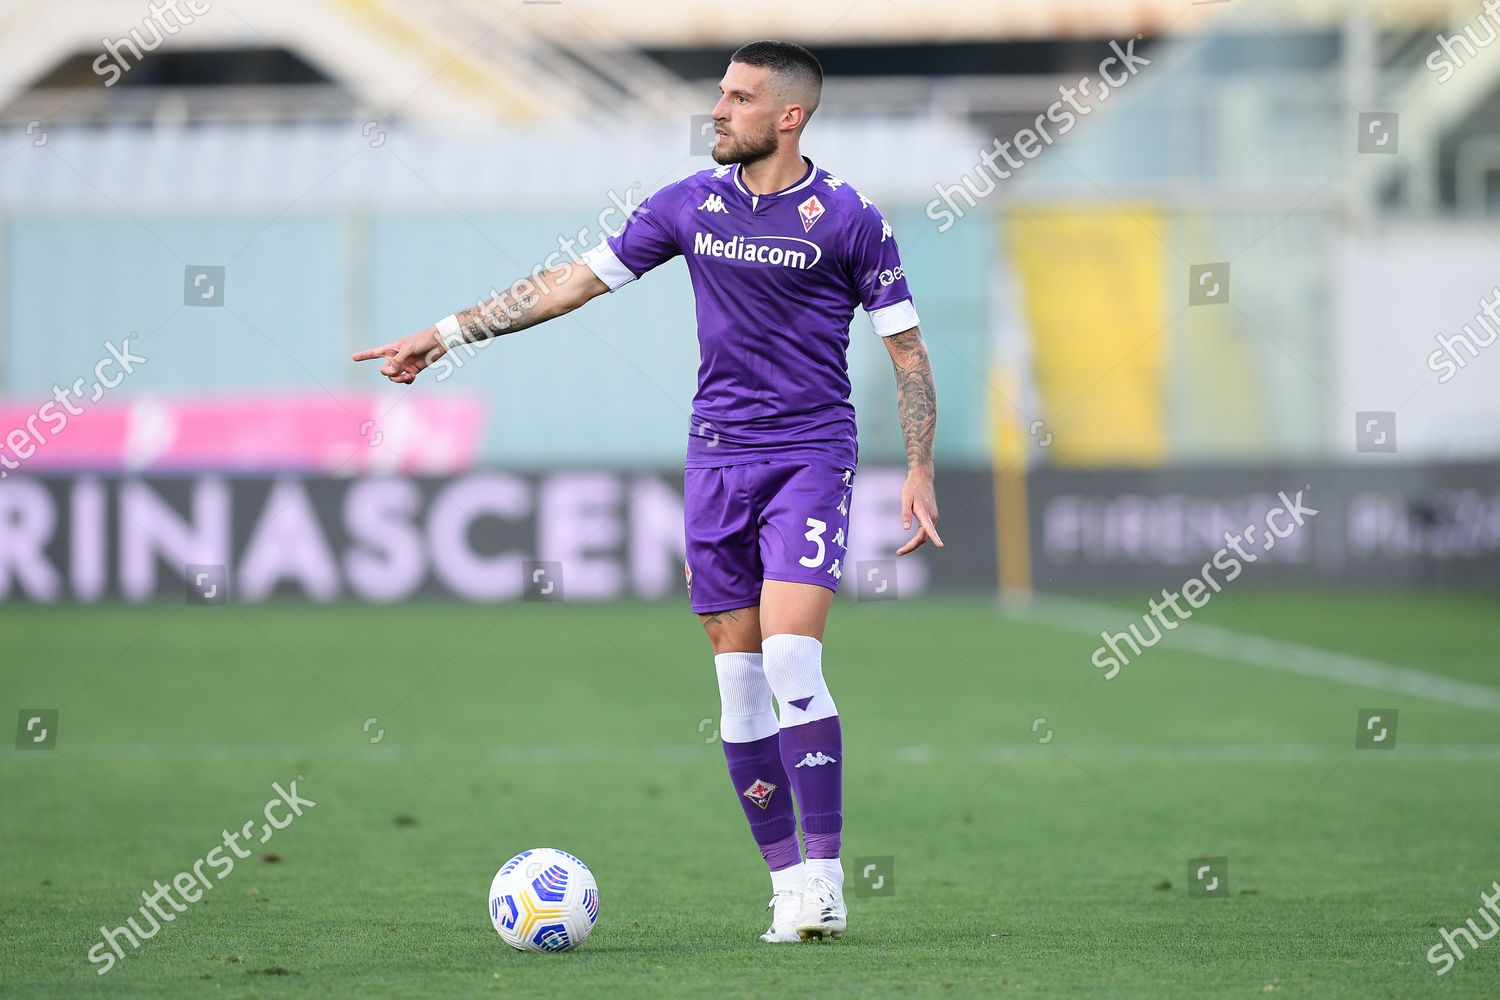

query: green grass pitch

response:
[3,591,1498,998]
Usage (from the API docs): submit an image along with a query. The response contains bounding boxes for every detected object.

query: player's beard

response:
[711,119,779,166]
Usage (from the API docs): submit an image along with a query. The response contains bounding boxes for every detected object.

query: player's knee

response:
[762,633,821,672]
[699,608,760,654]
[757,581,834,642]
[714,649,771,709]
[761,633,838,721]
[701,629,759,655]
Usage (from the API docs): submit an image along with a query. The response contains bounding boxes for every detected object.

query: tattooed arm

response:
[353,262,609,384]
[884,326,943,555]
[453,264,609,345]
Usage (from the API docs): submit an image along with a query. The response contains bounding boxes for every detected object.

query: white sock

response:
[714,652,779,743]
[770,862,805,894]
[804,857,843,887]
[761,634,838,726]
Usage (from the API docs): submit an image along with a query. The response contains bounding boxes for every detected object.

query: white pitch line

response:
[1004,594,1500,711]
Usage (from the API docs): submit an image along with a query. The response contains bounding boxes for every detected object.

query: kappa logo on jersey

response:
[798,194,826,232]
[794,751,839,768]
[881,219,893,242]
[697,193,728,214]
[712,164,733,178]
[742,778,777,809]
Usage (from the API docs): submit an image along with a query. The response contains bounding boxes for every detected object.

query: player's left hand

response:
[897,468,943,556]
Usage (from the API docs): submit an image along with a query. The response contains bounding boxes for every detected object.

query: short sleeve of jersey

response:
[580,183,684,291]
[844,202,920,337]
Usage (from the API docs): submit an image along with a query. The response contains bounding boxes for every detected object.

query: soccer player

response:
[353,40,941,943]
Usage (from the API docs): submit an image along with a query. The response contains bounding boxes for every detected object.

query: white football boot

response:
[760,889,802,943]
[796,876,847,940]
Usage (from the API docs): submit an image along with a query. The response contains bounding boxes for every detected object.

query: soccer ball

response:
[487,848,600,952]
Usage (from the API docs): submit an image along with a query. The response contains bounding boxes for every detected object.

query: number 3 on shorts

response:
[799,517,828,568]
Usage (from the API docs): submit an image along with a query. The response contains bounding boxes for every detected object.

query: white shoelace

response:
[802,876,839,907]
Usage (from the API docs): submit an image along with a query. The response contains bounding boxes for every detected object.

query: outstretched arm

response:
[352,263,609,384]
[884,326,943,555]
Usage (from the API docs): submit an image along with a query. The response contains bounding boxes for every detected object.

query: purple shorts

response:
[684,460,855,614]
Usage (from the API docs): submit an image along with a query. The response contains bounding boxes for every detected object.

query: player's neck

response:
[737,148,810,196]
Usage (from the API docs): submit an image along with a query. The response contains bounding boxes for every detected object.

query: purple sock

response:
[778,715,842,858]
[722,733,801,870]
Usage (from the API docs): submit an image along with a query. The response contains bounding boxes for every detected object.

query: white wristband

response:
[435,313,462,347]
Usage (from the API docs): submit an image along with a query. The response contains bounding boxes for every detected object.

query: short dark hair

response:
[730,40,823,119]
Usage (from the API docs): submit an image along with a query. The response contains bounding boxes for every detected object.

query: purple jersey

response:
[581,157,919,469]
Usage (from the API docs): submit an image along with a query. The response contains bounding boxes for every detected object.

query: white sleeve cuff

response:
[435,313,463,348]
[868,299,920,337]
[580,242,637,292]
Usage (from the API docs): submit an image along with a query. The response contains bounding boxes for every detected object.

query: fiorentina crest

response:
[684,560,693,592]
[798,194,826,232]
[742,778,777,810]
